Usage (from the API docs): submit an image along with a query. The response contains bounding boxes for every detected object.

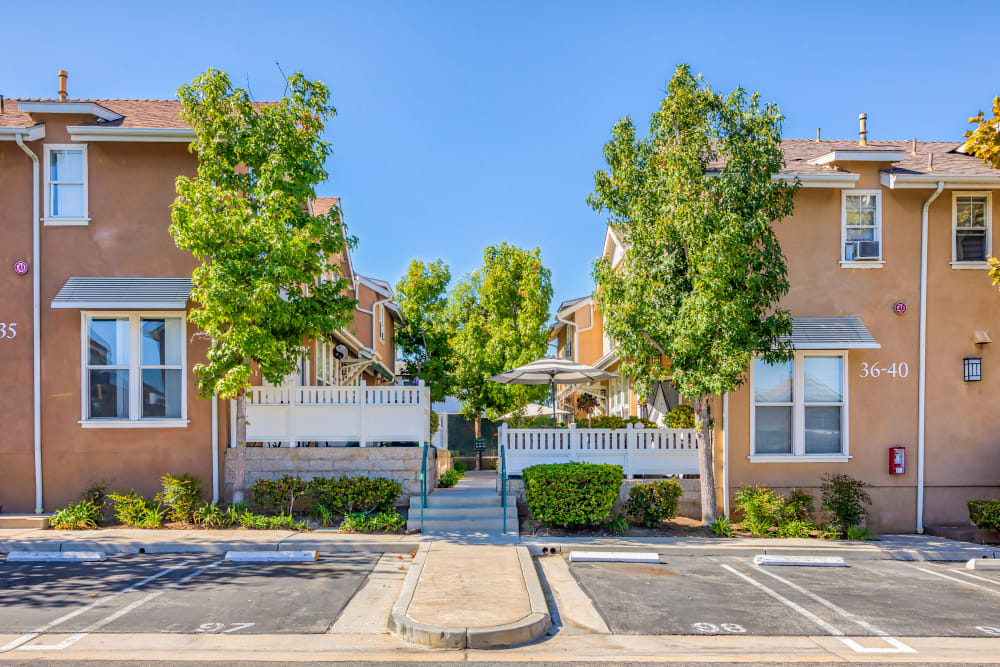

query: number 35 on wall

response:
[860,361,908,378]
[0,323,17,339]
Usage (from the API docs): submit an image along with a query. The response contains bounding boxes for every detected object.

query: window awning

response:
[779,317,880,350]
[51,277,193,309]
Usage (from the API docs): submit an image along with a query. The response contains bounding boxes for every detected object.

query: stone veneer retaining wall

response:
[224,446,443,501]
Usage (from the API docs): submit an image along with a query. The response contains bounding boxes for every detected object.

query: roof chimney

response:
[858,113,867,146]
[912,138,917,155]
[58,70,68,101]
[816,128,821,142]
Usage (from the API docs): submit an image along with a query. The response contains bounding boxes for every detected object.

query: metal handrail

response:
[420,442,429,532]
[499,435,508,535]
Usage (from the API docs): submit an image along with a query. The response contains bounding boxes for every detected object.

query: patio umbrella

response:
[488,358,618,420]
[500,402,571,420]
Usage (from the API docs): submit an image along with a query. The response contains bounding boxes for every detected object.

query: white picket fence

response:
[235,381,431,447]
[499,422,699,477]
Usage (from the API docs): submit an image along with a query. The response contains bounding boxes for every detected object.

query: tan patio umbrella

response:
[489,357,618,420]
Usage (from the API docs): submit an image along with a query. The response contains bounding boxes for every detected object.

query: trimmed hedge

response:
[309,475,402,516]
[968,499,1000,532]
[625,479,683,527]
[522,462,623,527]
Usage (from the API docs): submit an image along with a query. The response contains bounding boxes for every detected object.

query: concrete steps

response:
[407,471,518,535]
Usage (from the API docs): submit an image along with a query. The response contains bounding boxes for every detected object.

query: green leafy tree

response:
[448,243,553,437]
[589,64,797,522]
[965,96,1000,170]
[170,69,356,502]
[395,259,453,402]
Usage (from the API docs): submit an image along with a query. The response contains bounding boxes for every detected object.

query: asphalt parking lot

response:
[569,555,1000,642]
[0,551,381,644]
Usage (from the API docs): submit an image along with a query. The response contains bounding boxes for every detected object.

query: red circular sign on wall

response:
[893,301,907,315]
[12,261,29,275]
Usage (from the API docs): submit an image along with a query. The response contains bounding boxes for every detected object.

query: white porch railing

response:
[234,381,431,447]
[499,422,699,477]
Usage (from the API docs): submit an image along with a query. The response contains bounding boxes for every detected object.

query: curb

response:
[388,544,551,649]
[0,540,417,555]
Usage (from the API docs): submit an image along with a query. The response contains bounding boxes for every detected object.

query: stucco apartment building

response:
[552,121,1000,532]
[0,88,400,514]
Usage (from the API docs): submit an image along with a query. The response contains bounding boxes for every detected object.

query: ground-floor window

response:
[750,350,848,459]
[82,312,186,424]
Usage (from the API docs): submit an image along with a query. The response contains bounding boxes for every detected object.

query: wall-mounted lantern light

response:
[974,330,992,345]
[964,357,982,382]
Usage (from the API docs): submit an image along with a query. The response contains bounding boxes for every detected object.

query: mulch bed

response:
[525,516,713,538]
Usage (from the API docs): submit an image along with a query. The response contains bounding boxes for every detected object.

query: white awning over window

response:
[778,317,880,350]
[51,277,193,309]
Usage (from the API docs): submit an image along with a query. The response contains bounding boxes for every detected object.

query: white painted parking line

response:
[6,551,106,562]
[949,568,1000,590]
[719,564,843,636]
[909,565,1000,597]
[569,551,659,564]
[19,560,222,651]
[225,550,317,562]
[0,561,190,653]
[751,562,915,654]
[753,555,846,567]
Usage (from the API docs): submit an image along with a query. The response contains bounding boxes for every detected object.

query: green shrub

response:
[430,411,440,436]
[453,460,468,474]
[784,488,815,522]
[82,482,109,516]
[51,500,102,530]
[588,416,625,430]
[340,509,405,533]
[225,502,248,526]
[511,415,567,429]
[734,485,785,537]
[108,490,165,528]
[439,468,462,488]
[625,479,683,527]
[968,500,1000,532]
[193,502,225,528]
[664,404,695,429]
[310,503,336,527]
[522,463,623,528]
[709,516,734,537]
[606,516,629,536]
[820,474,872,531]
[237,510,307,530]
[776,519,817,538]
[845,525,878,541]
[308,476,402,516]
[252,475,311,515]
[156,474,203,523]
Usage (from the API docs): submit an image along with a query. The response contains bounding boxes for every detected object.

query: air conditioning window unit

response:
[845,240,880,260]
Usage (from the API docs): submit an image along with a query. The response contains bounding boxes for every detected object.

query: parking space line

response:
[0,560,190,654]
[750,563,915,654]
[948,569,1000,590]
[718,564,843,636]
[910,565,1000,597]
[19,560,222,652]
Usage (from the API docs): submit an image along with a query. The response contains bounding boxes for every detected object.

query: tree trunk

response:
[474,416,482,471]
[694,394,717,524]
[232,388,248,504]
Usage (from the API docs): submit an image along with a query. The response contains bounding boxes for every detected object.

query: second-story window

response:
[44,145,88,225]
[841,191,881,265]
[953,193,992,266]
[564,325,574,360]
[378,305,385,342]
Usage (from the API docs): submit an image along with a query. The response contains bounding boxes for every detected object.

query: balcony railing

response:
[498,422,699,477]
[235,381,431,447]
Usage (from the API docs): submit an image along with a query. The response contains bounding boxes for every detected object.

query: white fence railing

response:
[499,422,699,477]
[234,381,431,447]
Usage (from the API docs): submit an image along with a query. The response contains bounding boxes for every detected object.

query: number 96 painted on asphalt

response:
[692,622,747,634]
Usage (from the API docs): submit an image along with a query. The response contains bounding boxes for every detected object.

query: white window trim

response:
[43,143,90,225]
[840,189,883,268]
[951,191,992,268]
[80,311,188,427]
[748,350,851,462]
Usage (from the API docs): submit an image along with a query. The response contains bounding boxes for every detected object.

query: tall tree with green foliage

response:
[395,259,454,402]
[448,243,553,437]
[965,96,1000,170]
[589,64,797,522]
[170,69,356,502]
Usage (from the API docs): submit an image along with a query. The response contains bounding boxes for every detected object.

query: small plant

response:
[967,500,1000,532]
[625,479,683,527]
[776,519,817,539]
[784,488,815,522]
[252,475,311,515]
[193,502,225,528]
[820,473,872,532]
[708,516,735,537]
[816,524,840,540]
[576,393,600,425]
[156,473,203,523]
[225,501,248,526]
[587,415,626,430]
[50,500,102,530]
[310,503,335,527]
[108,490,165,528]
[845,525,878,541]
[439,468,462,488]
[522,462,623,528]
[340,509,406,533]
[82,482,109,516]
[606,516,629,536]
[734,485,785,537]
[452,460,468,475]
[664,404,695,429]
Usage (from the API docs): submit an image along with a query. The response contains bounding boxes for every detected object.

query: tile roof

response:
[1,99,188,128]
[312,197,341,216]
[557,296,589,312]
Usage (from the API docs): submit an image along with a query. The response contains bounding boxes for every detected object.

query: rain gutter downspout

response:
[916,180,944,534]
[211,396,219,504]
[722,391,730,518]
[16,133,43,513]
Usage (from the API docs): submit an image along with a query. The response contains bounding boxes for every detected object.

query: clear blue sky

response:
[5,1,995,310]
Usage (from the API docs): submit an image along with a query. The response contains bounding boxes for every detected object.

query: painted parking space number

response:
[194,622,255,634]
[977,626,1000,636]
[0,322,17,339]
[860,361,908,379]
[692,622,746,634]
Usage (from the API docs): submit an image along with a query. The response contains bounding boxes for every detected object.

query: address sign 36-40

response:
[859,362,908,378]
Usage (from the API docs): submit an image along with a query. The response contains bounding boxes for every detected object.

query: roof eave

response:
[67,126,195,142]
[0,124,46,141]
[880,171,1000,189]
[18,101,122,122]
[772,173,861,188]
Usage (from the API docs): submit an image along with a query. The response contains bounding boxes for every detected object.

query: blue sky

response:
[5,1,995,310]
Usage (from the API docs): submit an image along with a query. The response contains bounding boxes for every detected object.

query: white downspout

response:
[211,396,219,504]
[916,181,944,534]
[722,391,730,518]
[16,134,43,514]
